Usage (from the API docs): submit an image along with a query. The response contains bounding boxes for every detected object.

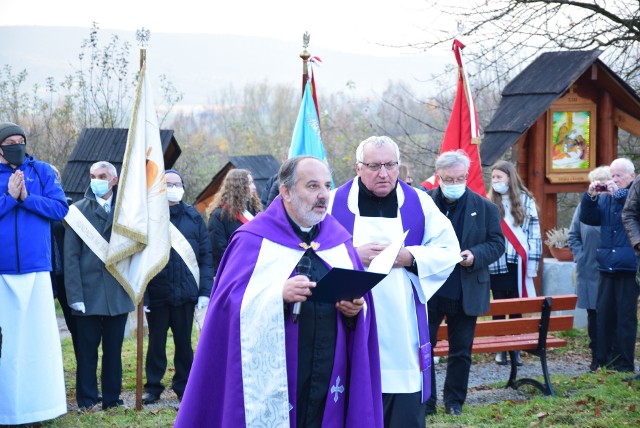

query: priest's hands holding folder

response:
[335,298,365,317]
[283,275,316,305]
[283,275,365,318]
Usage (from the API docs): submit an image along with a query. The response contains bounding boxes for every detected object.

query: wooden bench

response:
[433,294,578,396]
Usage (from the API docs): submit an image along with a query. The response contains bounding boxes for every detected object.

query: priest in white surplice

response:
[329,136,460,428]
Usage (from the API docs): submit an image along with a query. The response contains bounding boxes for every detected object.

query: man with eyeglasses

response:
[0,122,69,425]
[176,156,383,427]
[329,136,461,428]
[141,169,214,404]
[425,150,504,416]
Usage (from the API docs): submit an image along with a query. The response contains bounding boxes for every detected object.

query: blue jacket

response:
[0,156,69,274]
[579,191,636,272]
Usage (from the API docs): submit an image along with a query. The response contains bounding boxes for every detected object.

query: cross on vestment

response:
[331,376,344,403]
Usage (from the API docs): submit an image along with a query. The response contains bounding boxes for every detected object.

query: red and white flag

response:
[422,39,485,195]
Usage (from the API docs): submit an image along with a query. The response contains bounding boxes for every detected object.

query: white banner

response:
[105,59,170,304]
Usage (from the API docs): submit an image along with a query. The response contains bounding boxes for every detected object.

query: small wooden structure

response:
[62,128,181,203]
[193,155,281,213]
[481,50,640,236]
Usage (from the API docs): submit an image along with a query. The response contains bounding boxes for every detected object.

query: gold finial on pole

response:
[300,32,311,96]
[136,27,150,69]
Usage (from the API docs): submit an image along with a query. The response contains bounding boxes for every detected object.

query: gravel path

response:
[58,317,594,411]
[434,353,592,407]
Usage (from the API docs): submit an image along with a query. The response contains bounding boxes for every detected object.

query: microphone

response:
[293,255,311,323]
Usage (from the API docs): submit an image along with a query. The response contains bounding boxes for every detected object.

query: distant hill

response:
[0,26,448,105]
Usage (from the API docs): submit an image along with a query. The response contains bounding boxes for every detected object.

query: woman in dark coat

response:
[207,169,262,270]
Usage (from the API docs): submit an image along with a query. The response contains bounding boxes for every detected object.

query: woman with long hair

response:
[487,160,542,366]
[207,169,262,270]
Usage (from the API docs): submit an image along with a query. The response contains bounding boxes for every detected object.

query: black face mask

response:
[0,144,26,167]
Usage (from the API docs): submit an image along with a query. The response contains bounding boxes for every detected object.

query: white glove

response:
[196,296,210,309]
[143,306,150,313]
[70,302,86,313]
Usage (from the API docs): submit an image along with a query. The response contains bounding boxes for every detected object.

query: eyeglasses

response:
[166,183,184,189]
[359,161,399,172]
[438,174,467,185]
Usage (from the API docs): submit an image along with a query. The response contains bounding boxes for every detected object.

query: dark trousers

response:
[596,272,639,372]
[53,273,78,358]
[426,296,477,409]
[382,391,426,428]
[75,313,128,408]
[145,303,195,397]
[587,308,597,358]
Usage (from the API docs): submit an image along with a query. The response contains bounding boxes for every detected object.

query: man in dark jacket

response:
[621,172,640,380]
[64,161,135,410]
[581,157,638,374]
[426,150,505,416]
[142,170,214,404]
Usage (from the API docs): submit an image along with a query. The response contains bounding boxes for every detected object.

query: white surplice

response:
[0,272,67,425]
[329,181,460,394]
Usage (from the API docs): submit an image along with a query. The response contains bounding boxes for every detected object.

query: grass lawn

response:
[33,321,640,427]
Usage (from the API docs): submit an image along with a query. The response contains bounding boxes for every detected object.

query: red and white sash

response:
[500,218,536,298]
[236,210,254,224]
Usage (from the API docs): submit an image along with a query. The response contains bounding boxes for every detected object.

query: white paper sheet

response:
[367,230,409,274]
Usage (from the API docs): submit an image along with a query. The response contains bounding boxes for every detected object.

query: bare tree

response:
[411,0,639,90]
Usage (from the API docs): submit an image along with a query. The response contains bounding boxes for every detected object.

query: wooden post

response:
[526,115,548,295]
[134,28,150,411]
[597,91,616,164]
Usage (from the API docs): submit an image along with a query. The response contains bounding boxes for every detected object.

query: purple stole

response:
[285,310,350,426]
[332,179,432,402]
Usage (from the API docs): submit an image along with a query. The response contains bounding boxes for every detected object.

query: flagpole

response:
[300,32,310,97]
[134,27,150,413]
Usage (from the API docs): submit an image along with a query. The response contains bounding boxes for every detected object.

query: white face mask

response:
[492,182,509,194]
[167,187,184,202]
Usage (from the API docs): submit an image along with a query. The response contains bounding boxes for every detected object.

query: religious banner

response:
[105,59,171,304]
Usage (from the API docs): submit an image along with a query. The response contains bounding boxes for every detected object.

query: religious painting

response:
[546,103,597,183]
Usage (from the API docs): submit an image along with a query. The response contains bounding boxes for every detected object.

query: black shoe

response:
[142,392,161,405]
[446,405,462,416]
[102,399,124,410]
[77,403,100,414]
[589,360,599,372]
[495,352,507,366]
[425,405,436,416]
[97,393,103,402]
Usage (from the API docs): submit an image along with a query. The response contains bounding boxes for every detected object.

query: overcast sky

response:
[1,0,458,56]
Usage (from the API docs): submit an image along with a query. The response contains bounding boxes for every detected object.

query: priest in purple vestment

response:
[175,156,383,428]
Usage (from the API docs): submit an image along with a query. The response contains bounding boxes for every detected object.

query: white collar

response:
[96,194,113,208]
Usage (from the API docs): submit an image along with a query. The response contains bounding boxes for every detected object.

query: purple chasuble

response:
[175,197,383,427]
[331,179,432,402]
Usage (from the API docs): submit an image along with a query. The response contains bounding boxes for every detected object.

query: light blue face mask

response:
[90,178,110,197]
[441,183,466,200]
